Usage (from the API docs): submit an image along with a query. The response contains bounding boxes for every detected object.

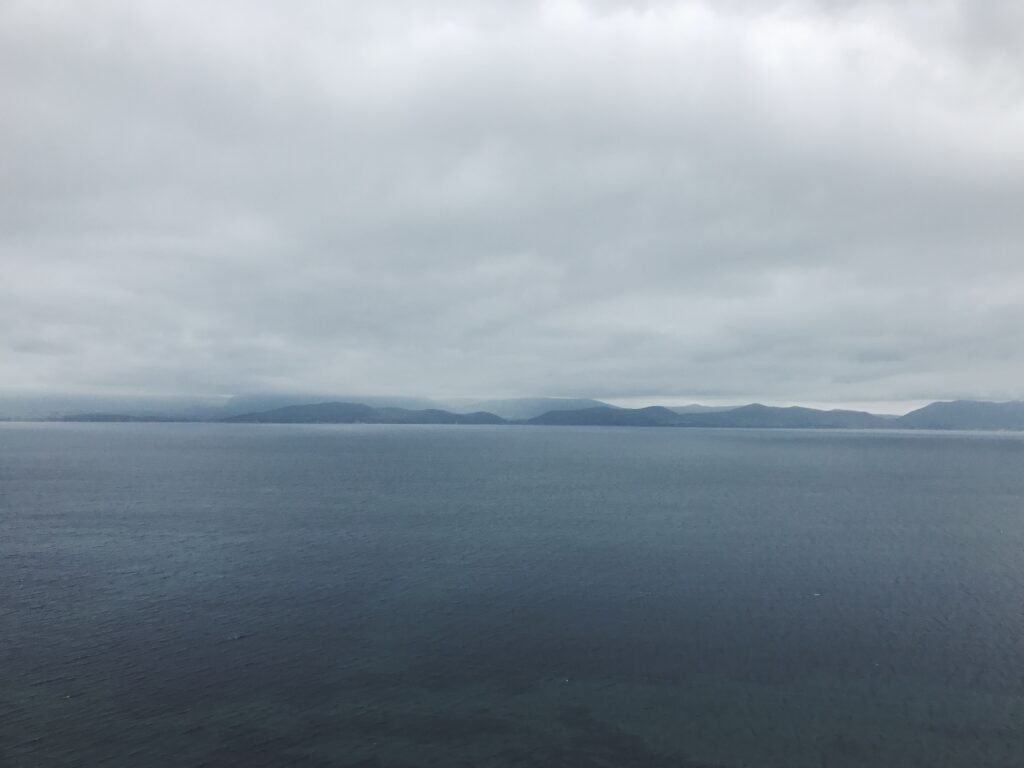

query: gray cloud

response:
[2,0,1023,408]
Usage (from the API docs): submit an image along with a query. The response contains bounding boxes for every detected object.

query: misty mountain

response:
[0,394,227,420]
[527,403,888,428]
[895,400,1024,430]
[527,406,684,426]
[220,394,440,417]
[60,413,182,423]
[668,404,740,414]
[686,404,889,429]
[437,397,615,420]
[21,397,1024,431]
[220,394,604,420]
[223,402,504,425]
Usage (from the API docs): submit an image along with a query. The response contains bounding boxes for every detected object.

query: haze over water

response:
[4,423,1024,767]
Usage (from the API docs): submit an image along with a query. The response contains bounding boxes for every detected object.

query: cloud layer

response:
[3,0,1023,406]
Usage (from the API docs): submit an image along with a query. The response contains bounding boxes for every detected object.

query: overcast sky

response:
[2,0,1023,411]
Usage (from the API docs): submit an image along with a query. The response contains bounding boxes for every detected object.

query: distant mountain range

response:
[894,400,1024,431]
[27,397,1024,431]
[433,397,613,420]
[223,402,503,425]
[219,395,608,421]
[3,393,604,422]
[527,401,1024,430]
[667,404,739,414]
[527,403,888,428]
[527,405,681,427]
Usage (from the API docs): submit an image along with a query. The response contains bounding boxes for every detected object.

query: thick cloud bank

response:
[2,0,1023,406]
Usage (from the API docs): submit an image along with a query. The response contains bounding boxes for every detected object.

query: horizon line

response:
[4,391,1024,419]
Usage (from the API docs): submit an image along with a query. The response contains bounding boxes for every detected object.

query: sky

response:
[2,0,1023,412]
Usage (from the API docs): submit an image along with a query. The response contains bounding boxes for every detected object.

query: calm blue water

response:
[3,423,1024,767]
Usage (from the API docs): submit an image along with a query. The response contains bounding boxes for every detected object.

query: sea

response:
[3,423,1024,767]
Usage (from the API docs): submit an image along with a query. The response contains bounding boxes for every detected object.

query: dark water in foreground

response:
[3,424,1024,767]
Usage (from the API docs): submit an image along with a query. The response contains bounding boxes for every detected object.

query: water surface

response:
[3,424,1024,766]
